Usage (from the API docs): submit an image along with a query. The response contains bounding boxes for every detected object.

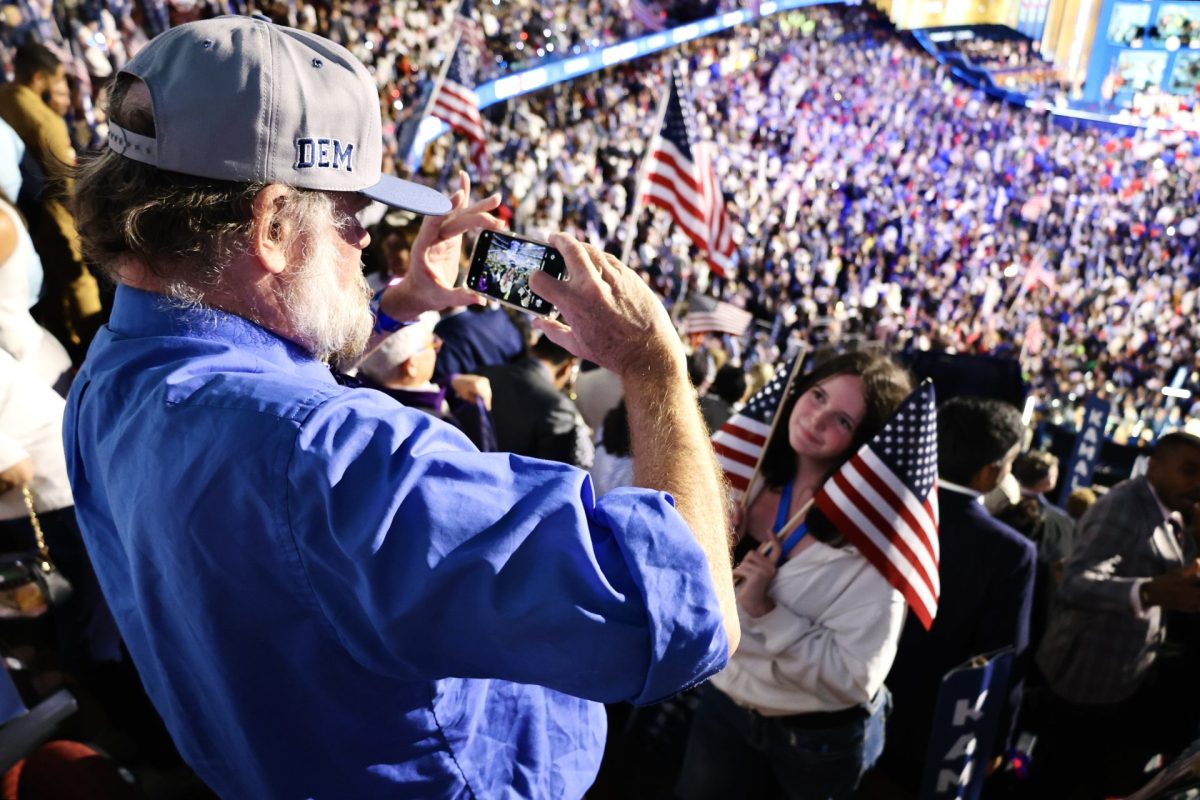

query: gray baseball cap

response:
[107,15,452,216]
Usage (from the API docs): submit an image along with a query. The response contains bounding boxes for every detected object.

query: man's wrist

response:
[618,338,687,391]
[371,280,422,334]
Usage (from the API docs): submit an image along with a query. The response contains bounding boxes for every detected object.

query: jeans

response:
[675,683,890,800]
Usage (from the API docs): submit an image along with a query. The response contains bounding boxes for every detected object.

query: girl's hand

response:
[733,540,781,618]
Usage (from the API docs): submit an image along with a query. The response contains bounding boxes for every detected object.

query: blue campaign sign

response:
[920,648,1014,800]
[1057,396,1111,506]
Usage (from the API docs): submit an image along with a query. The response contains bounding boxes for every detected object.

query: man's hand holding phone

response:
[527,233,682,380]
[379,171,503,323]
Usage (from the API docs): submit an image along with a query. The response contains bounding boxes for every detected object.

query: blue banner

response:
[921,648,1015,800]
[1057,396,1111,506]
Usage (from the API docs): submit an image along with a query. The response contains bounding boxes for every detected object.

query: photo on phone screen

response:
[465,231,566,318]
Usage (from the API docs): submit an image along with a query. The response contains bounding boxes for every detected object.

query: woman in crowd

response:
[676,350,912,800]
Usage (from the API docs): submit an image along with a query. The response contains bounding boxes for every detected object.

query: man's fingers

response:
[461,193,502,215]
[550,232,600,280]
[527,269,570,310]
[439,210,505,240]
[602,252,626,276]
[530,316,580,356]
[451,286,487,307]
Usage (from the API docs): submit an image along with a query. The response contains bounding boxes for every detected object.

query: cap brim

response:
[361,174,452,216]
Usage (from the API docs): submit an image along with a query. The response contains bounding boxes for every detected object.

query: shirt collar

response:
[939,478,982,501]
[108,284,333,380]
[1145,479,1173,523]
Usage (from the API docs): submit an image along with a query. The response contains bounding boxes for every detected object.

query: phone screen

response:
[465,231,566,317]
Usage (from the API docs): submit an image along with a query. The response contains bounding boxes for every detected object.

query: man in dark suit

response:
[1007,450,1075,568]
[433,304,525,381]
[1032,431,1200,798]
[477,334,593,469]
[870,397,1036,795]
[998,450,1076,653]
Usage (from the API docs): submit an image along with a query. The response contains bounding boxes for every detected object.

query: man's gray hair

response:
[73,74,334,302]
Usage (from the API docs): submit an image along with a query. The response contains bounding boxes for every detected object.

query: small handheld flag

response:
[812,380,941,629]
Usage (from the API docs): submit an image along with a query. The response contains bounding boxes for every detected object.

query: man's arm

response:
[1060,503,1200,615]
[529,235,740,655]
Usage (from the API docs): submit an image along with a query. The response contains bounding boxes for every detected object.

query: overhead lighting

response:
[1162,387,1192,399]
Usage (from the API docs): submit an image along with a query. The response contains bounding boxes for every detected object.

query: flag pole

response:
[425,29,463,135]
[733,497,813,586]
[737,348,808,515]
[619,68,674,266]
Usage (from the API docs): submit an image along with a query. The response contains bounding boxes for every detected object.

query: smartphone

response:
[465,230,566,318]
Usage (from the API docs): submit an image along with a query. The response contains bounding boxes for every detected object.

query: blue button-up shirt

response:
[64,286,727,799]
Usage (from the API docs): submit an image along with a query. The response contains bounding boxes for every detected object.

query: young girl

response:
[676,351,914,800]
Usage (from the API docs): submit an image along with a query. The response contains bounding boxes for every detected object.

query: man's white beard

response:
[280,228,373,368]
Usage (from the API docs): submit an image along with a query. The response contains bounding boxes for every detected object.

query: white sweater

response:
[711,538,906,715]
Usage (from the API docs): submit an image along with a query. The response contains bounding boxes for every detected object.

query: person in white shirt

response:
[676,351,913,800]
[0,350,120,668]
[0,196,70,392]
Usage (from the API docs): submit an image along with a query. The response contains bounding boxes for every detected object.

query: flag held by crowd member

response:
[711,358,799,504]
[641,69,736,277]
[452,0,488,53]
[812,379,941,630]
[428,1,489,178]
[1023,254,1058,293]
[682,294,753,336]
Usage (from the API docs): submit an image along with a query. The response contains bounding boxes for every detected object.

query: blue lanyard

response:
[772,482,809,562]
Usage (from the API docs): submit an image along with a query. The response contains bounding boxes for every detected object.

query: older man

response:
[64,16,737,799]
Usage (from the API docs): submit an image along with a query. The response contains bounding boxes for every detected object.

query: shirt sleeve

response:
[1058,508,1144,614]
[286,389,728,705]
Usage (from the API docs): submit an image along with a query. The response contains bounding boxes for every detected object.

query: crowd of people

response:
[422,6,1200,450]
[0,0,1197,798]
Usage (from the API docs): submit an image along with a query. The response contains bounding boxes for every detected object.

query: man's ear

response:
[249,185,296,275]
[971,463,1001,494]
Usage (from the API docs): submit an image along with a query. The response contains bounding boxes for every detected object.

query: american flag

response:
[813,379,941,630]
[683,294,753,336]
[452,0,488,53]
[629,0,666,31]
[429,9,489,178]
[642,70,736,277]
[1022,251,1058,293]
[711,359,797,503]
